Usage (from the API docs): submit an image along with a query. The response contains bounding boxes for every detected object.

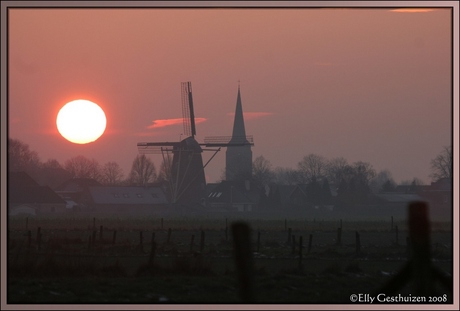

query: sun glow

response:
[56,99,106,144]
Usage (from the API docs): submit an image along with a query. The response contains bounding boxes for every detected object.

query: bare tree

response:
[369,169,396,193]
[430,145,452,182]
[8,138,41,173]
[252,155,274,186]
[64,155,102,181]
[326,157,351,185]
[157,154,173,183]
[297,153,327,184]
[101,161,124,185]
[129,154,157,186]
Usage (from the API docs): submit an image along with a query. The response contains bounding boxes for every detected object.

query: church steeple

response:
[230,84,247,141]
[226,83,253,181]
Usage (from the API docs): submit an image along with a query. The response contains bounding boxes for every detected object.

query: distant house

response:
[55,178,103,204]
[81,186,169,214]
[8,171,67,216]
[206,180,263,212]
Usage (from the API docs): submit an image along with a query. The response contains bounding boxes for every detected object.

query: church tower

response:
[225,85,253,181]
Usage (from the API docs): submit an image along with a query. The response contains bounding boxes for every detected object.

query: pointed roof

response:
[230,85,248,142]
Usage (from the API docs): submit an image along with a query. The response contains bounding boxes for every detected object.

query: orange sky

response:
[6,3,456,184]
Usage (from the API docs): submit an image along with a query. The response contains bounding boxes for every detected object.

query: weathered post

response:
[149,232,156,266]
[232,222,254,303]
[409,201,433,296]
[200,230,205,253]
[308,234,313,254]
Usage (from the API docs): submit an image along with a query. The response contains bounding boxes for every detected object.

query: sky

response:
[6,2,456,185]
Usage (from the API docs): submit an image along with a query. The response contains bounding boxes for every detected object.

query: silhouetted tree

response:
[101,161,124,185]
[129,154,157,186]
[430,145,452,182]
[369,169,395,193]
[64,155,102,181]
[8,138,41,175]
[326,157,353,186]
[252,155,274,186]
[298,154,327,183]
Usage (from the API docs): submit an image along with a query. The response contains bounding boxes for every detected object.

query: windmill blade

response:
[137,142,180,154]
[181,81,196,137]
[203,135,254,147]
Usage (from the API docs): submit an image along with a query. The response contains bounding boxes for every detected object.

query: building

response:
[8,171,67,216]
[225,85,253,181]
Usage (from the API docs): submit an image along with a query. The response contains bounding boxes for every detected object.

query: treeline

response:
[8,137,451,195]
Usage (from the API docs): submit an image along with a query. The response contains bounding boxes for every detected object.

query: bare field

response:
[6,214,454,305]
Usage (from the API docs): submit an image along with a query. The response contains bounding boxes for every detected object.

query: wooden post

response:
[149,232,156,266]
[190,234,195,252]
[336,227,342,246]
[167,228,172,243]
[409,201,432,296]
[308,234,313,254]
[200,230,205,253]
[355,231,361,255]
[231,222,254,303]
[112,230,117,245]
[298,236,303,270]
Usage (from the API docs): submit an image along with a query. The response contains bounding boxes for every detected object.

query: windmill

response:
[137,81,254,206]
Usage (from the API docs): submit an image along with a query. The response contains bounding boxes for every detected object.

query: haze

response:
[7,5,453,184]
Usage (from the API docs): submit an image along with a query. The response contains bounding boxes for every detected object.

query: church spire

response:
[230,84,247,140]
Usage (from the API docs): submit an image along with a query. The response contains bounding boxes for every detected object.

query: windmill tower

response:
[226,85,253,181]
[138,82,253,207]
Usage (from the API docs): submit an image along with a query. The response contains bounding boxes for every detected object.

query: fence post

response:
[231,222,254,303]
[409,201,433,296]
[149,232,156,266]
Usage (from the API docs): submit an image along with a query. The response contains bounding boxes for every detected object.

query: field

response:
[6,213,454,305]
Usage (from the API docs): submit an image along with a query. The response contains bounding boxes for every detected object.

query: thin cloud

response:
[227,112,274,120]
[147,117,206,129]
[390,8,435,13]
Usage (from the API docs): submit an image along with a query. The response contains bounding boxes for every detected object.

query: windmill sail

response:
[182,82,196,137]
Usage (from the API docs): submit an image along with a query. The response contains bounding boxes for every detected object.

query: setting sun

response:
[56,99,106,144]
